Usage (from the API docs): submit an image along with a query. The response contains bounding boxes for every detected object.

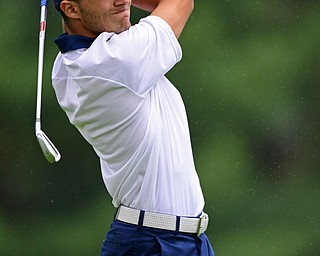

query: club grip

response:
[40,0,48,7]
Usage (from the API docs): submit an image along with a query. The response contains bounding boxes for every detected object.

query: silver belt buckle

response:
[197,212,209,236]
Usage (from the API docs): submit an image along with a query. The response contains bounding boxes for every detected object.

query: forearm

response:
[132,0,160,12]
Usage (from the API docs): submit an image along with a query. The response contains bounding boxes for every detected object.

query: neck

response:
[65,20,99,38]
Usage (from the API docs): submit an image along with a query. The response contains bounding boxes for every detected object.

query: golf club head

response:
[36,129,61,163]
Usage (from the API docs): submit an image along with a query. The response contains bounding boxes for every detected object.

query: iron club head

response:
[36,129,61,163]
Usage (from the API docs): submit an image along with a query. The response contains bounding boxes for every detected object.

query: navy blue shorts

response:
[100,220,215,256]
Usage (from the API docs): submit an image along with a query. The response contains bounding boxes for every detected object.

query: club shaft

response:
[36,4,47,131]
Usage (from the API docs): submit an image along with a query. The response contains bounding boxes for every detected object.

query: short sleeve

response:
[75,15,182,96]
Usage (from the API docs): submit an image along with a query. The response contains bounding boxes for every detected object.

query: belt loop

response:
[114,206,120,221]
[175,216,181,234]
[138,210,145,227]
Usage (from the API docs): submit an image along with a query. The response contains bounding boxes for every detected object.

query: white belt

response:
[115,205,209,236]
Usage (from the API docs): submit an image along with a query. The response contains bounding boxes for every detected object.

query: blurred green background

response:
[1,0,319,255]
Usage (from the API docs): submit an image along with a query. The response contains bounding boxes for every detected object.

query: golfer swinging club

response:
[51,0,214,254]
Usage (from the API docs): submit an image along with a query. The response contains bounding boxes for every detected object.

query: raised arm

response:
[132,0,160,12]
[132,0,194,39]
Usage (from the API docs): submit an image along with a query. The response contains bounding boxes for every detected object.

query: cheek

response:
[84,12,108,32]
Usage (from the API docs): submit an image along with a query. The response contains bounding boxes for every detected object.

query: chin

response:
[116,23,131,34]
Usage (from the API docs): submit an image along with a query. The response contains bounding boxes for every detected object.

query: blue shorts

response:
[100,220,215,256]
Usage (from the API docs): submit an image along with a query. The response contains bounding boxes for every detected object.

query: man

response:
[51,0,214,255]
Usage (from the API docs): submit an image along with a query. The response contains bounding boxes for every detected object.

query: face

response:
[76,0,132,35]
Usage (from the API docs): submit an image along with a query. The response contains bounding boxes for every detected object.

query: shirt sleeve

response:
[76,15,182,96]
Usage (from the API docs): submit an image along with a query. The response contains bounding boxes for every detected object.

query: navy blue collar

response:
[55,33,96,53]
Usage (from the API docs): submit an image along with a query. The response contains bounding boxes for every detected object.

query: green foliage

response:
[1,1,319,255]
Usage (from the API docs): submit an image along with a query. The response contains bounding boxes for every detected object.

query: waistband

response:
[115,205,209,236]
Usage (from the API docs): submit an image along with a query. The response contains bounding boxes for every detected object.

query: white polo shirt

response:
[52,16,204,217]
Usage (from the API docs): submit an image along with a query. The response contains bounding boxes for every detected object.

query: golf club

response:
[35,0,61,163]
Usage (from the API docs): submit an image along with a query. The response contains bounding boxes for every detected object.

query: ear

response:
[60,0,80,19]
